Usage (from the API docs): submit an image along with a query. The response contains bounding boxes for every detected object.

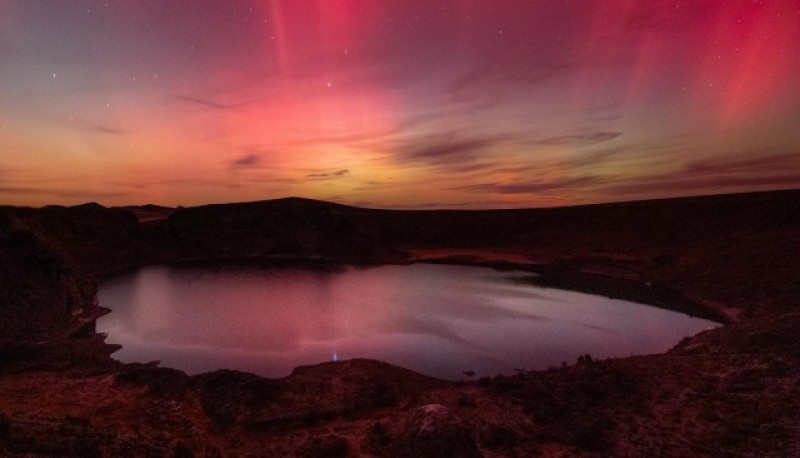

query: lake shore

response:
[97,262,719,381]
[1,190,798,456]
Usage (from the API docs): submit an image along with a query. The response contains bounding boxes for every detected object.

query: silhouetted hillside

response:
[1,190,799,456]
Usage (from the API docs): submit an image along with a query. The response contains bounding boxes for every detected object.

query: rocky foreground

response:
[1,190,799,457]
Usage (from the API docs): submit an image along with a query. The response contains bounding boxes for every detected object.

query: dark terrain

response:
[1,190,799,457]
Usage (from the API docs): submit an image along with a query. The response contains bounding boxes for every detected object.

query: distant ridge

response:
[71,187,800,213]
[1,187,799,455]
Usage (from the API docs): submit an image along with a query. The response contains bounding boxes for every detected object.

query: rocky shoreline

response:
[1,190,799,456]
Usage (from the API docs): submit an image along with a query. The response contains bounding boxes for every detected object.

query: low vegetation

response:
[1,191,798,456]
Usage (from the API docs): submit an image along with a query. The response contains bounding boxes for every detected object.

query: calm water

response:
[97,264,718,380]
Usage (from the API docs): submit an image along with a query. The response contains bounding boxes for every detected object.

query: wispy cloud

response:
[172,94,258,111]
[229,153,263,170]
[446,60,583,103]
[306,168,350,179]
[605,173,800,196]
[0,187,133,199]
[685,151,800,174]
[528,132,622,146]
[351,180,398,191]
[604,151,800,196]
[403,136,500,163]
[361,131,509,168]
[448,176,601,195]
[91,124,126,135]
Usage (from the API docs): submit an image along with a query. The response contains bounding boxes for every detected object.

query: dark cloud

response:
[0,187,132,199]
[407,138,493,161]
[444,68,509,110]
[686,152,800,174]
[241,176,300,185]
[447,60,583,103]
[445,151,800,199]
[94,125,126,135]
[399,133,505,165]
[283,127,400,148]
[606,173,800,196]
[63,119,127,136]
[605,152,800,196]
[566,146,632,168]
[438,162,500,174]
[105,181,149,190]
[351,180,398,191]
[448,176,601,195]
[360,197,571,210]
[229,153,262,170]
[155,178,244,190]
[306,169,350,179]
[172,95,257,111]
[281,109,470,151]
[380,201,473,209]
[565,140,702,170]
[529,132,622,146]
[0,187,51,195]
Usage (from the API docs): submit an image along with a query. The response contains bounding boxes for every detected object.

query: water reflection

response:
[97,264,718,380]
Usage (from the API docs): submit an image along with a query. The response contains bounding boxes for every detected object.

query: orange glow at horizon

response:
[1,1,799,209]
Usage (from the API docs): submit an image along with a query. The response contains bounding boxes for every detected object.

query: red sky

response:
[1,0,799,208]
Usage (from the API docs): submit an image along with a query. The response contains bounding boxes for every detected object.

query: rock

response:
[395,404,482,458]
[301,434,349,458]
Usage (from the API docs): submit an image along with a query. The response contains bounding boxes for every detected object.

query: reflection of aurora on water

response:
[97,263,718,380]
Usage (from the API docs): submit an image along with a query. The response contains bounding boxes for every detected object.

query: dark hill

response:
[1,189,799,456]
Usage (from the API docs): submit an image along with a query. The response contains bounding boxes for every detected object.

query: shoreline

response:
[2,190,798,456]
[94,256,724,382]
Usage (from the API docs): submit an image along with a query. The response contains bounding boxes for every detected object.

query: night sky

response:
[2,1,799,208]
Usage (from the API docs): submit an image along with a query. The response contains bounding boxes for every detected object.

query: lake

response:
[97,263,718,380]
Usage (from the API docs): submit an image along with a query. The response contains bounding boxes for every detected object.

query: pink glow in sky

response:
[1,0,799,208]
